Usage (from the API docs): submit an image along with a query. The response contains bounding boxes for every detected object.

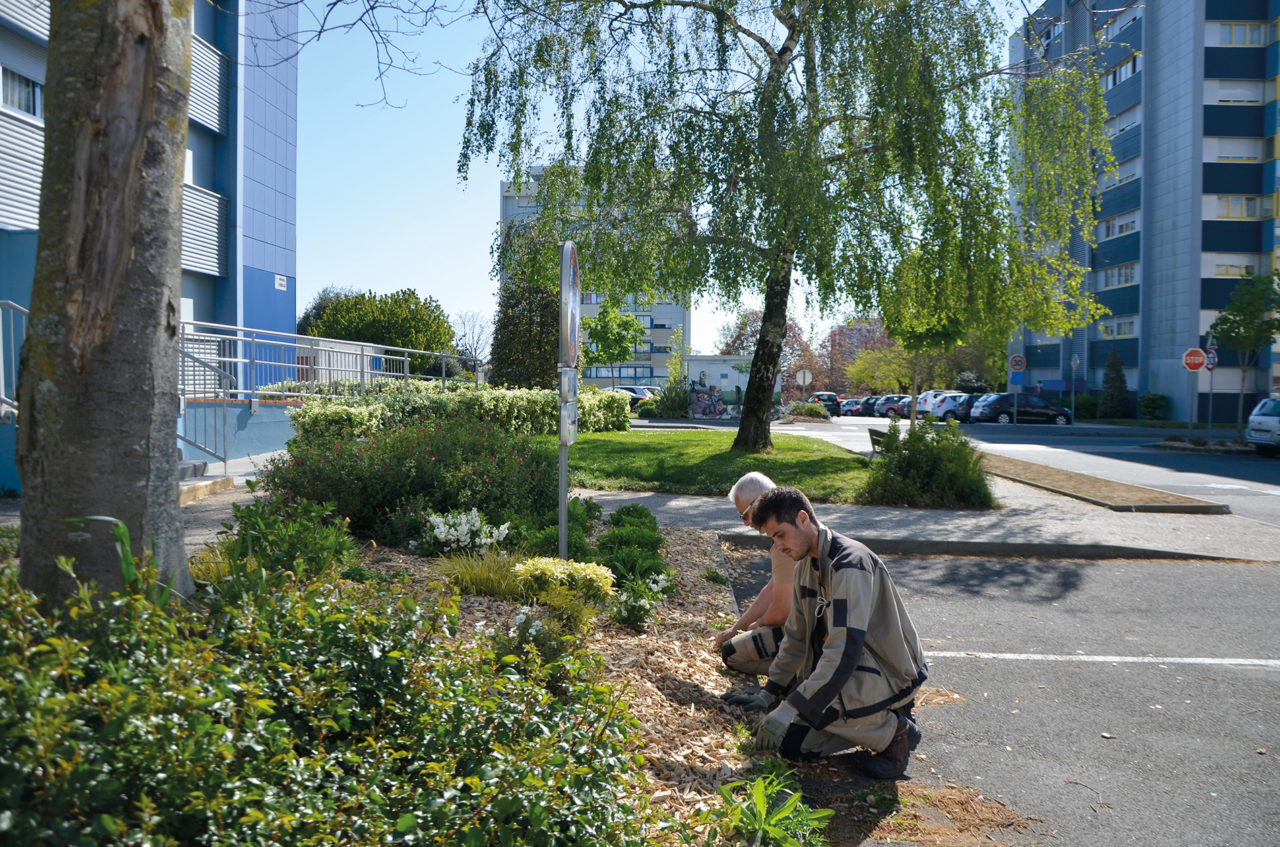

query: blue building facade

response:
[1011,0,1279,421]
[0,0,298,489]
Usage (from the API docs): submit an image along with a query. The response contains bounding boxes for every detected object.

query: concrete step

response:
[178,459,208,481]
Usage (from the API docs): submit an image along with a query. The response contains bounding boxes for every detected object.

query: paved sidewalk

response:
[574,477,1280,562]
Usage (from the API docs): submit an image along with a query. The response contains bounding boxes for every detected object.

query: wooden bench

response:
[868,427,888,457]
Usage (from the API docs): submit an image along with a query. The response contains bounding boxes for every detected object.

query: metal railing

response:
[0,301,28,424]
[178,320,481,403]
[0,304,481,469]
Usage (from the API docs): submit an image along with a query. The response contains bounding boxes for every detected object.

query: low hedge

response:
[289,384,628,446]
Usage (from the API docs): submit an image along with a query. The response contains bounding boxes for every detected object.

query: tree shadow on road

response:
[887,555,1090,604]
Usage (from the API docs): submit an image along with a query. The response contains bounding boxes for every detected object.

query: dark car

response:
[807,391,841,417]
[970,392,1072,425]
[855,396,880,416]
[954,393,978,422]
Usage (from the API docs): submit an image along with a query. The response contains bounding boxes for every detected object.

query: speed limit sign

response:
[1009,354,1027,373]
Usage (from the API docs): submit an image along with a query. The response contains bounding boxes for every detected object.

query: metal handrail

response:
[0,301,29,423]
[177,349,235,475]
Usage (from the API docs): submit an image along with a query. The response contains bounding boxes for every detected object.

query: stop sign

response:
[1182,348,1207,371]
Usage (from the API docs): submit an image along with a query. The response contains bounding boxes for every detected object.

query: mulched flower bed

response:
[366,528,1034,846]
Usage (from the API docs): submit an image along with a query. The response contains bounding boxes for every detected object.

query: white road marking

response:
[928,650,1280,669]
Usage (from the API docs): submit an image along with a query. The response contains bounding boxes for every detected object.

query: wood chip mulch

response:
[365,529,1036,846]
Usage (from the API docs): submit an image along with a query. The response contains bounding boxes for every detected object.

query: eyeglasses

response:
[738,506,751,521]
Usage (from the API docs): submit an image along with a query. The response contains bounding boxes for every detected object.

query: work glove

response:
[754,701,799,752]
[721,689,772,711]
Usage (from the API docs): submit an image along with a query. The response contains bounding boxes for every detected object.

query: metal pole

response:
[558,441,568,559]
[1187,369,1194,435]
[1208,366,1215,435]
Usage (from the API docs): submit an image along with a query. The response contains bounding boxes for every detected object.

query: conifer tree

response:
[1098,351,1129,419]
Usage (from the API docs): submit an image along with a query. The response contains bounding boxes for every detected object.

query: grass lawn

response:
[569,430,870,503]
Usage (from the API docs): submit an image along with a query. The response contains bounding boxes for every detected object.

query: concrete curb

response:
[981,470,1231,515]
[179,475,236,506]
[718,532,1248,562]
[1143,440,1258,456]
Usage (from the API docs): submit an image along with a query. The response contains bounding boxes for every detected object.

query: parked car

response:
[969,392,1073,425]
[607,385,657,410]
[839,397,862,416]
[929,392,971,421]
[854,396,880,416]
[915,390,950,416]
[954,393,979,422]
[875,394,911,417]
[1246,397,1280,455]
[807,391,841,417]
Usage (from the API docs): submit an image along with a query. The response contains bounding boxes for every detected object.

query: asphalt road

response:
[785,417,1280,526]
[890,553,1278,846]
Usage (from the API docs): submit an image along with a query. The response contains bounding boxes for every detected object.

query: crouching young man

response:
[736,486,928,779]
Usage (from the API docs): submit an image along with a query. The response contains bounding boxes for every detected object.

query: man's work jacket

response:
[762,523,928,730]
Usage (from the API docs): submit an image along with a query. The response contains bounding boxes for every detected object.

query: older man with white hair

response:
[715,471,800,676]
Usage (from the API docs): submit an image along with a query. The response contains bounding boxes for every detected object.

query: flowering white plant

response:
[424,508,510,554]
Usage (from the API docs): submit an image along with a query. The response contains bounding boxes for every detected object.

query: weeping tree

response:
[459,0,1112,451]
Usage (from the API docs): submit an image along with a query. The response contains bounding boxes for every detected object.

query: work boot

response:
[849,715,920,780]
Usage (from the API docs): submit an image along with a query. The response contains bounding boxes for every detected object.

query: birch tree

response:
[460,0,1111,450]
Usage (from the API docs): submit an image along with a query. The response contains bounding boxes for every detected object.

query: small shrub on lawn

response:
[635,398,658,417]
[259,421,556,538]
[856,420,995,509]
[0,525,17,562]
[786,401,830,419]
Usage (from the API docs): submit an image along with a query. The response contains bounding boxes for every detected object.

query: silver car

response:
[1246,397,1280,456]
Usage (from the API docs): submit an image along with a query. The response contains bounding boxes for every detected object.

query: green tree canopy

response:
[1209,272,1280,434]
[310,289,456,375]
[582,299,646,386]
[461,0,1112,451]
[297,284,361,336]
[490,221,561,388]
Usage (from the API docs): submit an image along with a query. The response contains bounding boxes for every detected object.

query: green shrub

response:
[513,556,616,608]
[215,487,362,582]
[600,545,672,588]
[856,420,995,509]
[786,401,829,419]
[597,524,664,556]
[611,576,666,631]
[287,384,628,447]
[1073,393,1099,419]
[653,380,691,418]
[697,771,834,846]
[608,503,659,532]
[1138,392,1169,420]
[1099,351,1130,418]
[0,525,17,562]
[635,398,658,418]
[259,422,557,538]
[0,560,655,845]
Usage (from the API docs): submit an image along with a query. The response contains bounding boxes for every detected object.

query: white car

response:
[1246,397,1280,455]
[929,392,971,421]
[607,385,657,409]
[915,390,950,416]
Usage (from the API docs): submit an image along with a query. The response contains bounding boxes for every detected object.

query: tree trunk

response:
[17,0,193,605]
[732,257,793,452]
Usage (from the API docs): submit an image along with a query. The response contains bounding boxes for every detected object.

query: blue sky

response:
[294,17,736,354]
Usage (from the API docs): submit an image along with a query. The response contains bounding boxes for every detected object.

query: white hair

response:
[728,471,775,507]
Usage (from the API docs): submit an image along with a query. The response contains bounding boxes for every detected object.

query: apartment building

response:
[499,172,691,388]
[1,0,298,333]
[1010,0,1279,421]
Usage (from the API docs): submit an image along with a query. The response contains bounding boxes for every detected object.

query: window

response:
[1,67,42,119]
[1214,80,1263,104]
[1099,319,1136,339]
[1102,217,1137,239]
[1100,263,1137,289]
[1214,263,1257,277]
[1217,196,1259,219]
[1219,22,1263,46]
[1102,55,1139,91]
[580,292,605,305]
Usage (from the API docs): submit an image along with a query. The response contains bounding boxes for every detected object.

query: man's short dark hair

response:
[750,486,817,531]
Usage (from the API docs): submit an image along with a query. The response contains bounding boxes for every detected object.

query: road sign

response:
[559,242,580,367]
[1009,354,1027,372]
[794,369,813,387]
[1182,347,1207,371]
[1205,347,1218,372]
